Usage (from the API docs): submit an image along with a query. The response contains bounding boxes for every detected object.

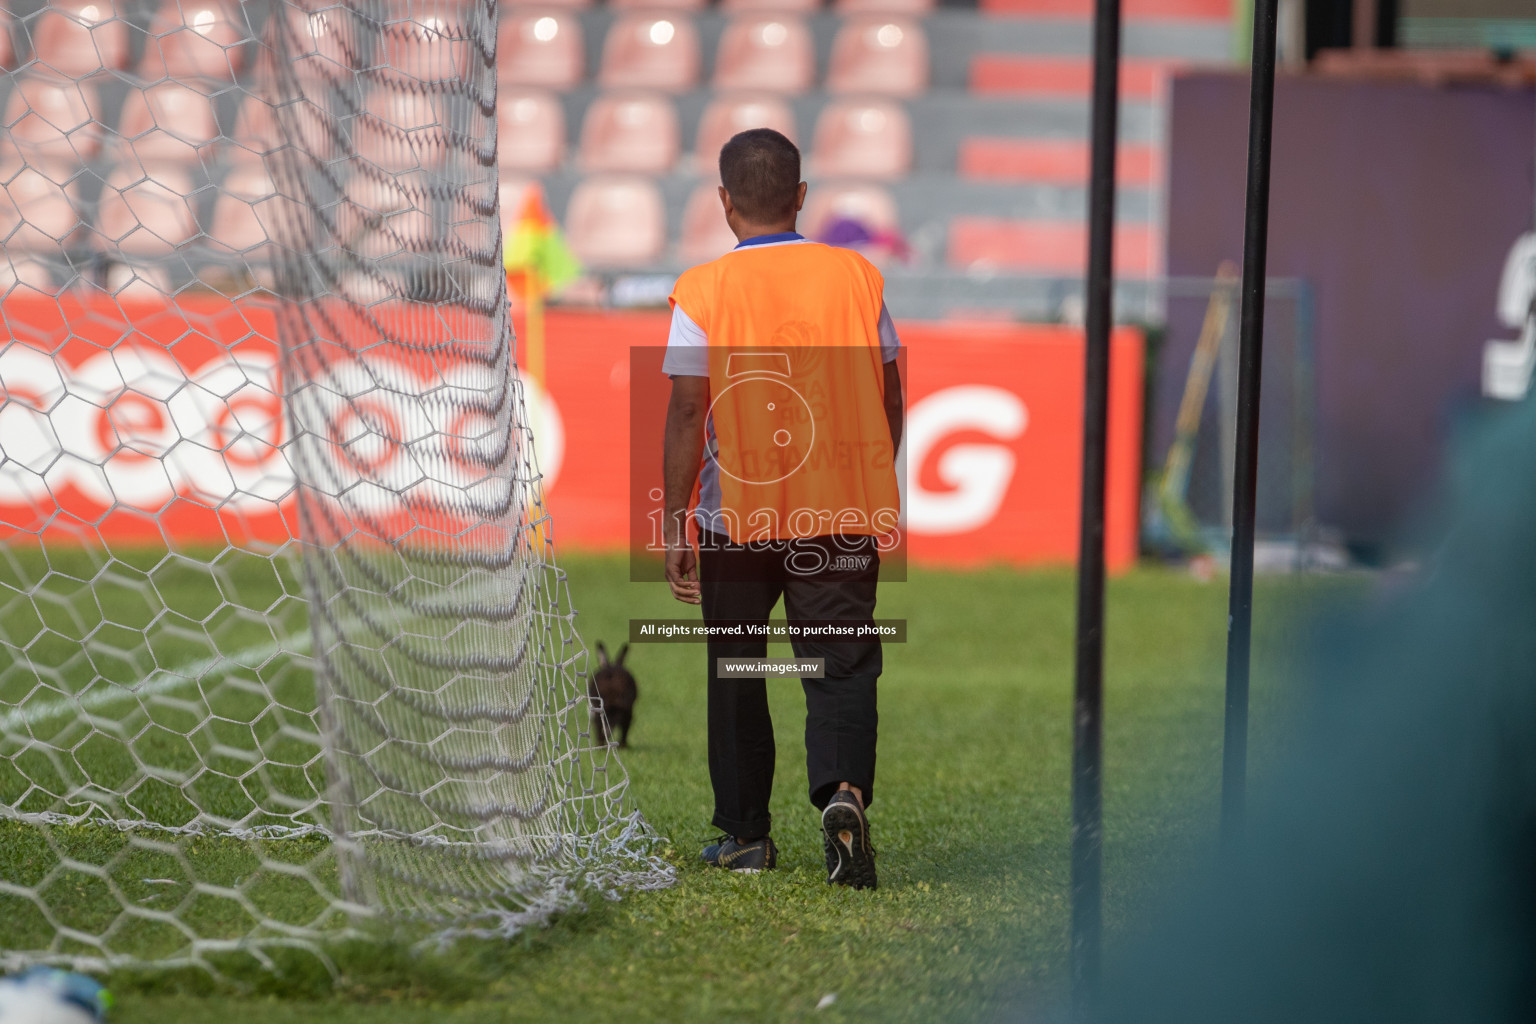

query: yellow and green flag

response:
[503,184,581,293]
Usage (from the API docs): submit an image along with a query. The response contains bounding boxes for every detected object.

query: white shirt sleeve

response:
[662,304,709,377]
[878,302,901,364]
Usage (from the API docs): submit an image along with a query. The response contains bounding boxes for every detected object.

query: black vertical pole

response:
[1072,0,1120,1014]
[1222,0,1281,845]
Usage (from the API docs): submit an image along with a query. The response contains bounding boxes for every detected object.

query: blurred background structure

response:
[483,0,1231,322]
[1,0,1533,569]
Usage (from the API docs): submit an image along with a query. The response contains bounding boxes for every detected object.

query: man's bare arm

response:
[883,359,904,454]
[663,374,710,604]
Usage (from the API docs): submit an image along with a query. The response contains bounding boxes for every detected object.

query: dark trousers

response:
[699,531,881,839]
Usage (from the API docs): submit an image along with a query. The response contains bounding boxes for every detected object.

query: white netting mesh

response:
[0,0,671,975]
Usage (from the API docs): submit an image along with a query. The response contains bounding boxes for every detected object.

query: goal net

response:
[0,0,670,974]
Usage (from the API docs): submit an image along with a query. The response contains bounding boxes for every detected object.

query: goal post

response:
[0,0,670,974]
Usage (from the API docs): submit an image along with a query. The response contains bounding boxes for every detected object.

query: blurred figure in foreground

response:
[1099,396,1536,1024]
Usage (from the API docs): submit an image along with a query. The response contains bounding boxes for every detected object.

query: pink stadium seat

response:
[598,14,700,93]
[378,14,472,83]
[0,11,14,69]
[800,182,899,240]
[228,96,277,159]
[721,0,821,12]
[693,95,797,168]
[1,75,102,168]
[30,0,130,77]
[0,257,59,294]
[565,176,665,268]
[287,6,354,81]
[713,16,815,94]
[0,164,82,253]
[678,183,739,265]
[835,0,935,13]
[499,90,566,175]
[244,74,334,162]
[355,90,446,173]
[117,82,220,169]
[498,10,584,89]
[611,0,707,9]
[341,174,434,262]
[810,99,911,179]
[142,1,246,81]
[96,167,198,255]
[578,94,679,174]
[207,162,278,257]
[826,18,929,96]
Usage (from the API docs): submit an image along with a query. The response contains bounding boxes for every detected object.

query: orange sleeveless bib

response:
[670,242,900,543]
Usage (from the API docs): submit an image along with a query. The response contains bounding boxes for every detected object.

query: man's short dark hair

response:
[719,129,801,225]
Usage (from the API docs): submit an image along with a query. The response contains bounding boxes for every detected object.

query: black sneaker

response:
[822,791,877,890]
[700,834,778,873]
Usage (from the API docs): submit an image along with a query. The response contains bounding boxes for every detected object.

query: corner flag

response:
[503,184,581,293]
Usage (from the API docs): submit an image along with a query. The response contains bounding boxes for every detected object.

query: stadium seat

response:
[206,162,277,258]
[598,14,700,93]
[693,94,797,168]
[340,174,434,262]
[378,13,472,84]
[96,167,198,255]
[810,99,911,179]
[228,95,277,159]
[0,11,14,69]
[142,0,246,81]
[611,0,707,10]
[498,90,566,175]
[498,10,584,89]
[1,75,102,168]
[800,182,899,240]
[578,94,679,174]
[0,257,60,294]
[826,18,929,96]
[565,176,665,268]
[835,0,935,12]
[117,82,220,168]
[287,5,353,79]
[237,75,336,161]
[720,0,821,12]
[29,0,130,77]
[355,90,446,173]
[0,164,82,253]
[678,183,739,265]
[712,16,815,94]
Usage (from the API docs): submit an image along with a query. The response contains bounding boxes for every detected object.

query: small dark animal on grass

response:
[589,642,636,747]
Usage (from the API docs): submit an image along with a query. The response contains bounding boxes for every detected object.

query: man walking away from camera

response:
[660,129,903,890]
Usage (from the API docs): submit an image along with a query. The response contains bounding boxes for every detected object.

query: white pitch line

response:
[0,633,313,734]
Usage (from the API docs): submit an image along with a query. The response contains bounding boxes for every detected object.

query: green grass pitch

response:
[0,547,1327,1022]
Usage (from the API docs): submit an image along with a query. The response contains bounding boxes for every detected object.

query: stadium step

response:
[948,218,1160,275]
[958,139,1160,186]
[977,0,1232,19]
[969,55,1186,98]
